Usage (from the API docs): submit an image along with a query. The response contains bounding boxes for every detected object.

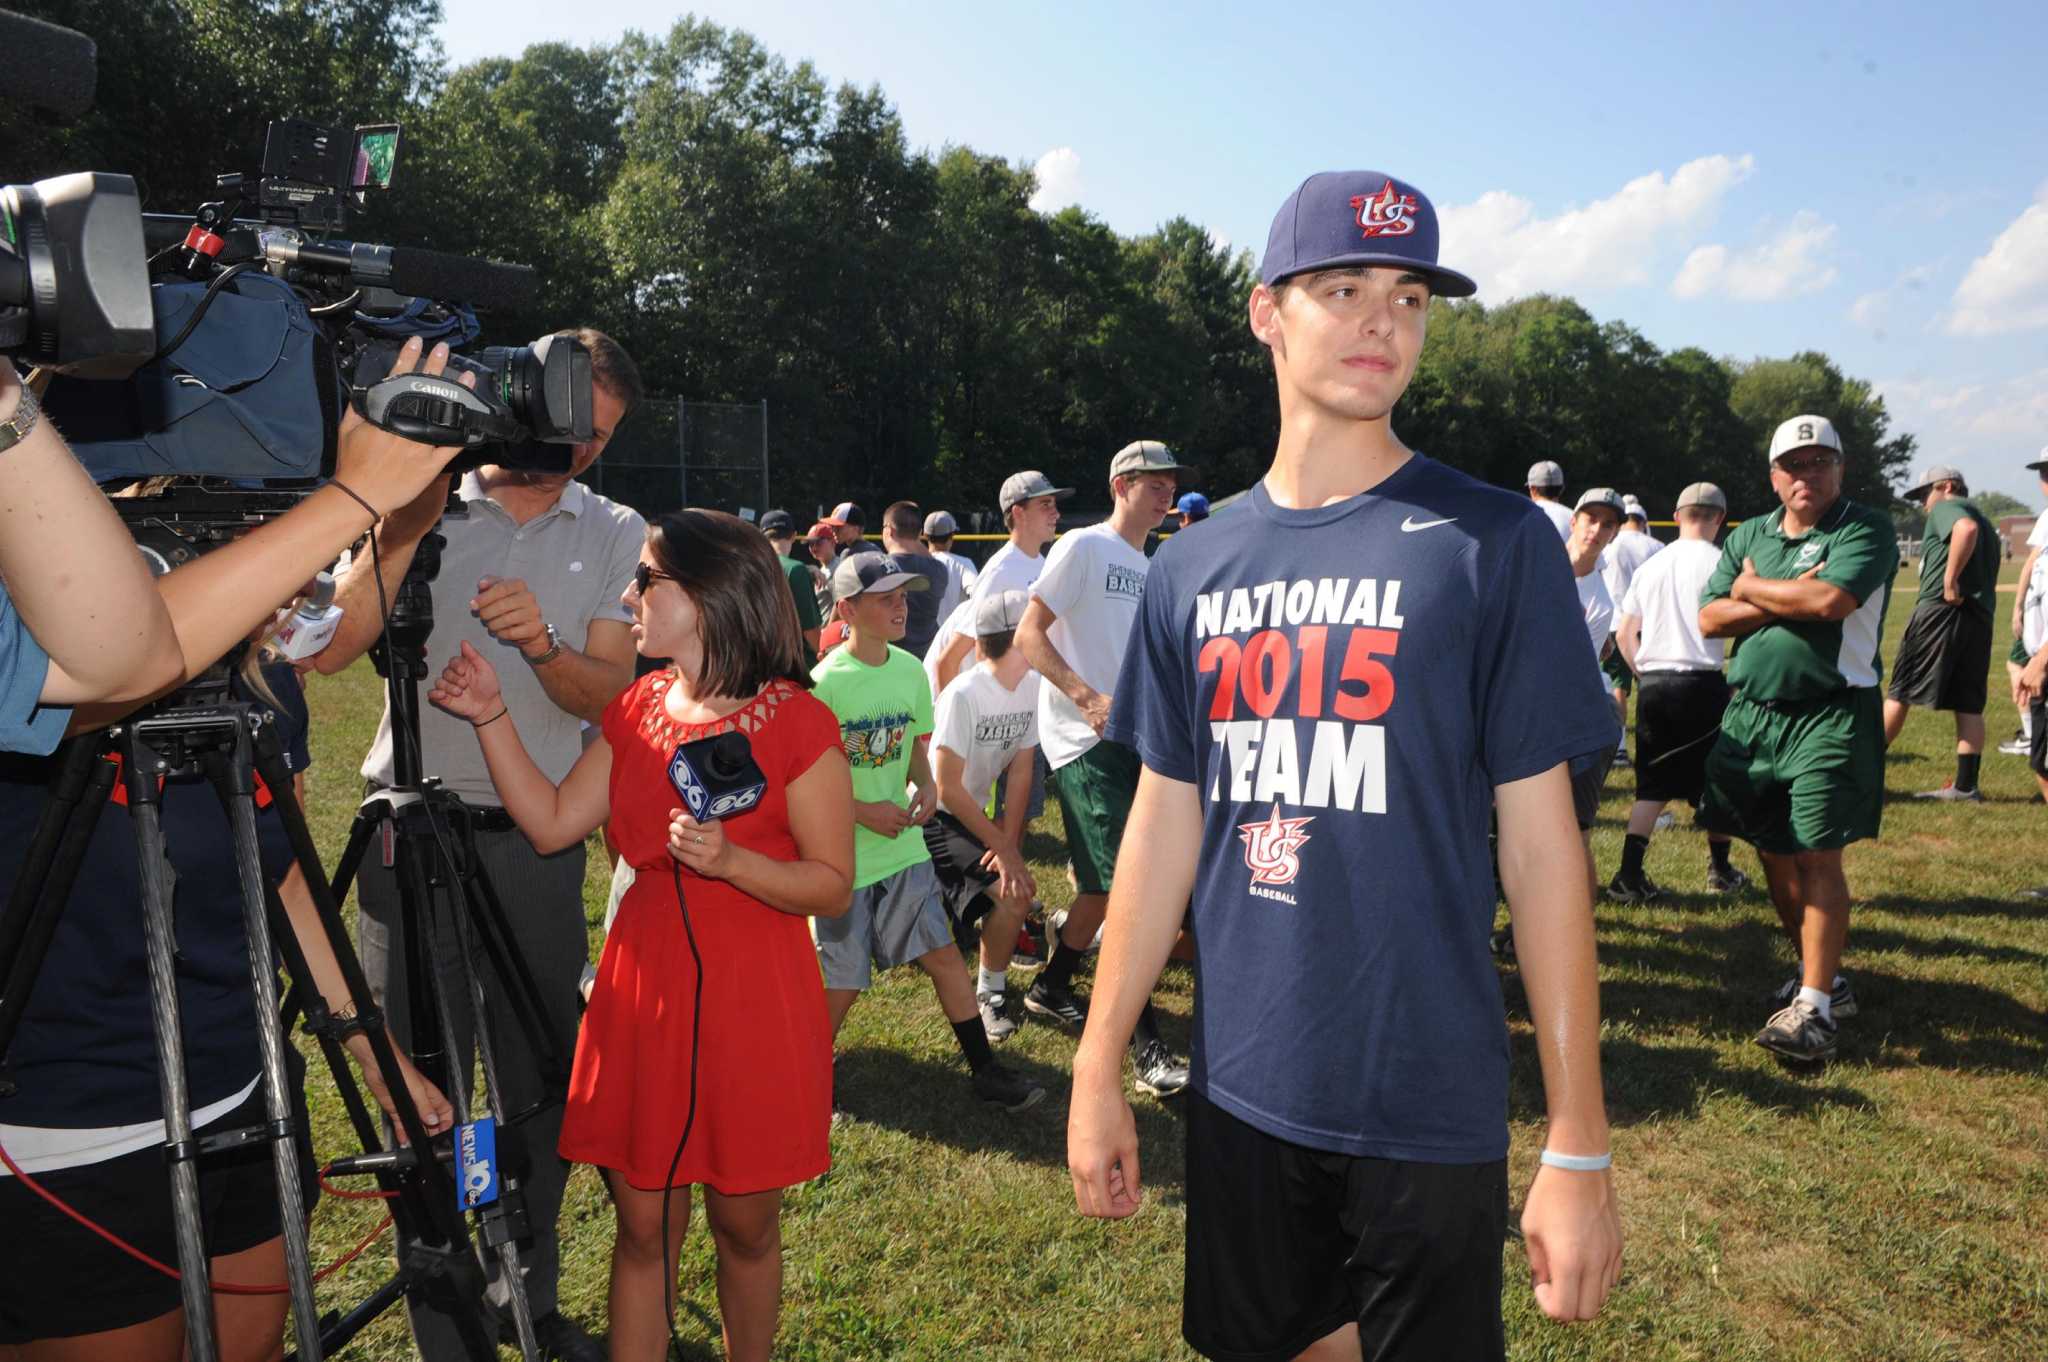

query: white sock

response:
[2024,709,2036,742]
[1796,985,1833,1020]
[979,965,1007,995]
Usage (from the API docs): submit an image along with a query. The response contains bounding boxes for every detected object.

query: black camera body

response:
[0,172,156,378]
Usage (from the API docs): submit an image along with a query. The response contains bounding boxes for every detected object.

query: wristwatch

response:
[525,622,564,666]
[0,382,40,456]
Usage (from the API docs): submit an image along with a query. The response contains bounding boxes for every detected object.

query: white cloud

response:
[1028,147,1084,213]
[1948,189,2048,335]
[1873,368,2048,502]
[1206,226,1232,254]
[1671,211,1839,301]
[1436,154,1753,298]
[1847,265,1941,339]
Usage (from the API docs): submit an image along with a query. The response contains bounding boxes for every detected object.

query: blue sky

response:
[437,0,2048,505]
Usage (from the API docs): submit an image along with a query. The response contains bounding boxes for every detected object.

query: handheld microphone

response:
[272,571,343,661]
[667,731,768,823]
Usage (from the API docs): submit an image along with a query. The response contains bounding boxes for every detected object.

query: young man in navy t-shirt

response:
[1066,171,1624,1361]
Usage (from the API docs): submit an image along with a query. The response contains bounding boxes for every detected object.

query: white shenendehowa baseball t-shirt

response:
[1535,497,1574,540]
[1029,522,1149,770]
[930,549,978,625]
[1576,566,1615,664]
[923,597,977,697]
[1617,537,1725,672]
[973,540,1046,602]
[1600,527,1663,607]
[932,662,1041,807]
[2024,516,2048,655]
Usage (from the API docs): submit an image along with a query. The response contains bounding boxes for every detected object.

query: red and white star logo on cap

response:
[1350,180,1419,239]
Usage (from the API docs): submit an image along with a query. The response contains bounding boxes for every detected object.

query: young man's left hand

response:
[1521,1163,1623,1322]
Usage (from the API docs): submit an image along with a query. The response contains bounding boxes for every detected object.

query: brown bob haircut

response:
[645,508,813,698]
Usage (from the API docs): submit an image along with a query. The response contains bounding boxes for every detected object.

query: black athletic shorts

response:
[0,1079,316,1343]
[1888,601,1992,713]
[1635,670,1731,804]
[921,811,999,927]
[1570,744,1617,831]
[1182,1087,1508,1362]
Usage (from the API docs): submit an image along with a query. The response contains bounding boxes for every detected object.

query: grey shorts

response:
[812,859,956,990]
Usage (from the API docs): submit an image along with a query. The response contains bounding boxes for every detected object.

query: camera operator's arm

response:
[313,473,453,675]
[62,341,471,727]
[428,640,610,852]
[0,365,182,706]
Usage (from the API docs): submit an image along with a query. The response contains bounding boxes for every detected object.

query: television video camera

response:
[7,111,591,491]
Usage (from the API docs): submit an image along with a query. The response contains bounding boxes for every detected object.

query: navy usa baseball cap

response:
[1261,171,1476,298]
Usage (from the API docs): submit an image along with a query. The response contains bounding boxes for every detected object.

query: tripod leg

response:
[121,730,221,1362]
[205,739,322,1362]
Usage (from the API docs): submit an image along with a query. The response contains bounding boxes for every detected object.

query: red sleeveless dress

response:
[557,672,838,1193]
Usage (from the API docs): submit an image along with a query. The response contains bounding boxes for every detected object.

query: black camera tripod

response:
[0,684,501,1362]
[320,524,574,1361]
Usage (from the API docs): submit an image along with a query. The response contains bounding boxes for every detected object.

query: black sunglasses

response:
[633,562,672,595]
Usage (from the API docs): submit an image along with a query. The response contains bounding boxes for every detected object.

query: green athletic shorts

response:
[2012,634,2030,668]
[1602,648,1634,695]
[1049,738,1141,897]
[1698,687,1884,855]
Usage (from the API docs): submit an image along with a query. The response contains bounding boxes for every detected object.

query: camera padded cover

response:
[42,270,338,484]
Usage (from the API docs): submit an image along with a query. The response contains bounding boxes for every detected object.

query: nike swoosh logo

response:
[1400,515,1457,532]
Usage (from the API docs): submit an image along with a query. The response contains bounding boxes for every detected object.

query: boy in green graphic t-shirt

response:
[809,553,1044,1112]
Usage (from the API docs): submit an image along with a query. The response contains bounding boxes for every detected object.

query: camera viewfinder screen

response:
[352,125,401,190]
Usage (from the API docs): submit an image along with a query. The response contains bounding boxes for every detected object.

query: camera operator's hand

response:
[346,1033,454,1145]
[331,338,475,518]
[382,472,455,549]
[427,641,504,723]
[471,576,550,657]
[668,808,737,878]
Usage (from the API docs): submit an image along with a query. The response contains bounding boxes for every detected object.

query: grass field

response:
[292,560,2047,1361]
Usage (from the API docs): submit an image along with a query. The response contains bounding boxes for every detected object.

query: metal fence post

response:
[759,398,770,511]
[677,395,689,508]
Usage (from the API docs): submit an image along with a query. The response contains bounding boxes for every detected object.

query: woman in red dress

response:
[428,508,852,1362]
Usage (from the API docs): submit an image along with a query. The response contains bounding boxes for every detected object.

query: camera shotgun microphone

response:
[260,237,540,312]
[0,13,98,118]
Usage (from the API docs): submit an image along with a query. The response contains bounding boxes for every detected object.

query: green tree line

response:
[6,0,1915,520]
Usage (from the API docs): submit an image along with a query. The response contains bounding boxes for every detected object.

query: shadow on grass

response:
[831,1047,1191,1188]
[1522,907,2048,1103]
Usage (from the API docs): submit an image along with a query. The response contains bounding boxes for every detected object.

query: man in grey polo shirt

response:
[318,327,645,1362]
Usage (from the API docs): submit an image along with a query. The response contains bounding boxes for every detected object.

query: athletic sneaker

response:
[1706,864,1751,894]
[1769,972,1858,1019]
[2020,885,2048,901]
[972,1061,1045,1111]
[1010,919,1047,969]
[1605,869,1665,904]
[1998,736,2031,756]
[1653,810,1677,832]
[1611,747,1633,770]
[1023,978,1088,1028]
[1132,1038,1190,1098]
[1755,999,1838,1064]
[977,989,1018,1043]
[1913,782,1985,802]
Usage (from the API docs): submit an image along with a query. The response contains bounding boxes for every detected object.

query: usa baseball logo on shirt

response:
[1238,807,1314,900]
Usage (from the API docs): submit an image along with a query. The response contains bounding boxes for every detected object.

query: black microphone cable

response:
[658,859,705,1355]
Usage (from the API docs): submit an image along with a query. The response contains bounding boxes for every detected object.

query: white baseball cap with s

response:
[1768,414,1843,463]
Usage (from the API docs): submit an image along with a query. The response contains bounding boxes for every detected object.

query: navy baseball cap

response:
[1261,171,1475,298]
